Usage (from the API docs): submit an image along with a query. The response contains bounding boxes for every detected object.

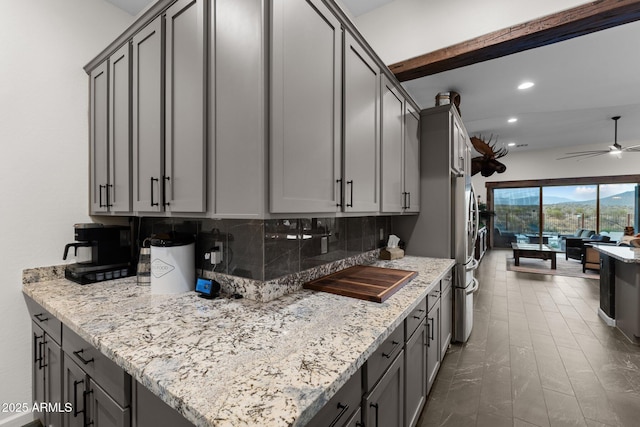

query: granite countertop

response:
[593,244,640,263]
[22,256,454,427]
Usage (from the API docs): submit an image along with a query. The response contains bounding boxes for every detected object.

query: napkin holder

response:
[380,247,405,260]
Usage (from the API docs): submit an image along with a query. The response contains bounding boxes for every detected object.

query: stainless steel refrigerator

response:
[394,104,479,342]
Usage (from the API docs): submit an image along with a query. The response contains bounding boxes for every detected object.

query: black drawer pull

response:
[83,389,94,427]
[370,402,379,427]
[328,403,349,427]
[428,318,434,345]
[336,179,343,207]
[346,180,354,207]
[150,177,159,207]
[413,315,421,319]
[162,175,171,207]
[38,340,47,369]
[73,349,95,365]
[382,340,400,359]
[34,313,49,322]
[34,334,43,365]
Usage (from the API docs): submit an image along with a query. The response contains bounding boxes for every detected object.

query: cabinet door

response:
[271,0,342,213]
[133,381,193,427]
[63,355,88,427]
[45,337,64,427]
[108,43,131,213]
[32,325,46,426]
[365,351,404,427]
[88,379,131,427]
[132,17,163,213]
[405,320,427,427]
[451,114,465,174]
[403,104,420,213]
[344,32,379,212]
[380,76,404,213]
[164,0,206,213]
[90,61,109,213]
[427,299,441,394]
[440,279,453,359]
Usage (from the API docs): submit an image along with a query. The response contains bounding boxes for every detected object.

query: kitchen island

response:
[23,256,454,427]
[594,245,640,343]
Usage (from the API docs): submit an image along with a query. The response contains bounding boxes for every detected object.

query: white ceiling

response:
[106,0,640,154]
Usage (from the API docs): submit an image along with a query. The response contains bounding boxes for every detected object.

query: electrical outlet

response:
[210,241,223,264]
[379,228,384,241]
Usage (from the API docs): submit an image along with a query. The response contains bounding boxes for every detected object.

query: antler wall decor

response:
[470,135,508,177]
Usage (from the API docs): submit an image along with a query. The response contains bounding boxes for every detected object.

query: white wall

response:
[352,0,592,64]
[0,1,132,425]
[471,141,640,202]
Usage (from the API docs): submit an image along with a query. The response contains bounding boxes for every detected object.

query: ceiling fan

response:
[558,116,640,160]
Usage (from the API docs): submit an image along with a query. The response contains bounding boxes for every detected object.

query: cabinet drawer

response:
[306,367,362,427]
[427,288,440,312]
[24,295,62,345]
[405,296,427,340]
[441,271,453,293]
[63,324,131,408]
[364,323,404,391]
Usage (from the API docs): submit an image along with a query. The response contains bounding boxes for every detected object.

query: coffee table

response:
[511,243,558,269]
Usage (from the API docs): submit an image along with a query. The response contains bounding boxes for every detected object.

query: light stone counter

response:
[594,244,640,263]
[22,256,454,427]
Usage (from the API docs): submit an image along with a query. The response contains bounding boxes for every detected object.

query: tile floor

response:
[418,249,640,427]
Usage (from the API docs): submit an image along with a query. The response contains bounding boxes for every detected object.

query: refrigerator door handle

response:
[466,278,479,295]
[465,258,479,271]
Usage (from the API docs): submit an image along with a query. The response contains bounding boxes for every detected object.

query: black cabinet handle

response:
[150,177,159,206]
[402,191,407,209]
[34,334,43,365]
[328,403,349,427]
[370,402,379,427]
[407,192,411,209]
[73,379,85,417]
[162,176,171,207]
[336,179,343,207]
[346,180,354,207]
[98,185,106,208]
[428,318,434,345]
[34,313,49,323]
[382,340,400,359]
[73,349,95,365]
[38,339,47,369]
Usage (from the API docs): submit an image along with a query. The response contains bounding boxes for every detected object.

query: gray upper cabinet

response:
[380,76,404,213]
[132,0,206,214]
[164,0,206,213]
[132,17,163,213]
[270,0,342,213]
[90,61,109,214]
[343,32,380,213]
[451,111,466,175]
[403,103,420,213]
[109,43,132,213]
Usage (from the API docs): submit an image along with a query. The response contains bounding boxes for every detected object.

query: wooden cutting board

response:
[303,265,418,303]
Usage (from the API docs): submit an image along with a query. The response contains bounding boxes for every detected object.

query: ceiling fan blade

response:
[623,145,640,152]
[557,150,609,160]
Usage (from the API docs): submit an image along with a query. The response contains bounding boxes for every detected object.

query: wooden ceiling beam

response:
[389,0,640,82]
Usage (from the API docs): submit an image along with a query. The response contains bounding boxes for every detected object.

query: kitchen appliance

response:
[150,232,195,294]
[63,223,132,284]
[394,105,480,342]
[136,239,151,285]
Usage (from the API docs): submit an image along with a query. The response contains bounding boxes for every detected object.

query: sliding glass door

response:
[493,187,540,247]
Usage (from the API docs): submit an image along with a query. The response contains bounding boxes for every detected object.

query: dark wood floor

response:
[417,248,640,427]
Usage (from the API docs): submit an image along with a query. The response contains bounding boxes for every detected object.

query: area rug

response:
[506,256,599,279]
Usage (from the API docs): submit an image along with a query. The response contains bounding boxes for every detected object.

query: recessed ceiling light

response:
[518,81,535,90]
[508,142,516,147]
[508,117,518,123]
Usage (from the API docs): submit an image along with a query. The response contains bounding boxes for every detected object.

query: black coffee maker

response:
[63,223,132,284]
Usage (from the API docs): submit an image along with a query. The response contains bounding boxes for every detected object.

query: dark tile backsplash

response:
[138,215,393,282]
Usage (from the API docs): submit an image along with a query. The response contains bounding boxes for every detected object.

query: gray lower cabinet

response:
[364,351,405,427]
[306,368,362,427]
[343,31,380,213]
[270,0,342,213]
[404,319,427,427]
[440,274,453,360]
[32,323,63,427]
[133,0,206,214]
[426,293,441,394]
[132,381,193,427]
